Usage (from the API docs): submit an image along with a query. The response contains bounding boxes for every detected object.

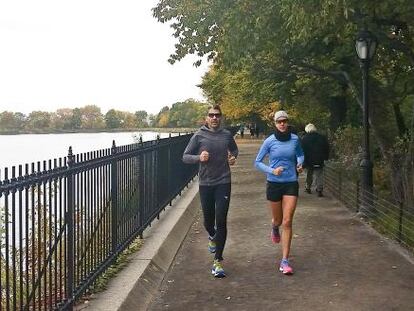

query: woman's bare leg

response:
[280,195,297,259]
[269,200,283,227]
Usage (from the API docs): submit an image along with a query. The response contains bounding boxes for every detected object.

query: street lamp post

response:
[355,29,377,202]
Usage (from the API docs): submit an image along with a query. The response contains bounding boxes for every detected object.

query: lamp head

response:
[355,29,378,61]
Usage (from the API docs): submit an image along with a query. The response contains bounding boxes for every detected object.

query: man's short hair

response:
[208,104,222,114]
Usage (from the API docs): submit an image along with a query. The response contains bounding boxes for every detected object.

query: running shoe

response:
[279,259,293,275]
[208,236,216,253]
[271,226,280,244]
[211,259,226,278]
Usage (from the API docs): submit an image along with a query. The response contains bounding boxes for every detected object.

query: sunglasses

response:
[208,113,222,118]
[276,119,288,124]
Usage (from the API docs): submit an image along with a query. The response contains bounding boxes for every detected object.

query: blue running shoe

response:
[208,236,216,253]
[211,260,226,278]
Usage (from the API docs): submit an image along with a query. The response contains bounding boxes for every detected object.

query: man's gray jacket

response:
[182,125,238,186]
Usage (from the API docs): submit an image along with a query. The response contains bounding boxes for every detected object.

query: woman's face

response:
[275,118,288,132]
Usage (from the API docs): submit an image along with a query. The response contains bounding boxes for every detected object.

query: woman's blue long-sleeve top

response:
[254,134,304,183]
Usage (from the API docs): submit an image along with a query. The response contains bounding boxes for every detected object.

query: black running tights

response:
[199,183,231,261]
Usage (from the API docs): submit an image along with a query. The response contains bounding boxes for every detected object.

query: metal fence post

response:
[66,147,75,311]
[168,133,172,206]
[156,134,160,219]
[398,201,404,243]
[111,141,118,254]
[338,169,342,202]
[138,137,144,239]
[356,180,360,213]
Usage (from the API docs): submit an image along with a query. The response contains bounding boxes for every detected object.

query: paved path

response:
[148,141,414,311]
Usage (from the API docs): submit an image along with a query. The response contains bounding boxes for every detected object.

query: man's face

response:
[206,108,222,129]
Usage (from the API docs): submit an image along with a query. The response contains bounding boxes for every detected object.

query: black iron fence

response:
[0,133,198,310]
[324,163,414,253]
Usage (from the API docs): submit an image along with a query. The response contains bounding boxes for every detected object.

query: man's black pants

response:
[199,183,231,261]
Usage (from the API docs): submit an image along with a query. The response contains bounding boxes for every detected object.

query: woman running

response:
[254,110,304,275]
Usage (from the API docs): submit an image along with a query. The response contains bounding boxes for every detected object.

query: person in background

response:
[301,123,330,197]
[240,124,245,138]
[254,110,304,275]
[182,104,238,278]
[250,124,255,138]
[255,124,260,138]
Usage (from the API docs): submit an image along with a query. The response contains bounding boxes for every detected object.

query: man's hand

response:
[200,150,209,162]
[228,155,236,166]
[272,166,284,176]
[296,164,303,174]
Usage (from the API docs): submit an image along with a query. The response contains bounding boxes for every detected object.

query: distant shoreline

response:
[0,128,197,135]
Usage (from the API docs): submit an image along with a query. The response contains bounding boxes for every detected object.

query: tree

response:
[135,110,148,127]
[26,111,51,130]
[154,0,414,206]
[80,105,104,129]
[153,106,170,127]
[148,114,156,127]
[105,109,122,129]
[0,111,27,130]
[121,112,137,128]
[274,0,414,205]
[168,99,209,127]
[71,108,82,129]
[153,100,208,128]
[51,108,75,130]
[158,113,170,127]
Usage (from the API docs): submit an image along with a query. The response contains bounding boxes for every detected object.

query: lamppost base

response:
[360,158,374,215]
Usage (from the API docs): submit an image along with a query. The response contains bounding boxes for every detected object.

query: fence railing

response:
[324,163,414,253]
[0,133,198,310]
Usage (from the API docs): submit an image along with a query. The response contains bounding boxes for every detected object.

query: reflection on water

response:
[0,131,172,170]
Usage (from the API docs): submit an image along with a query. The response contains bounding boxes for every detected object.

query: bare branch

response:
[291,61,363,108]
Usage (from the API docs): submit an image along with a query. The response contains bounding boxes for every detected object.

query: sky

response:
[0,0,210,115]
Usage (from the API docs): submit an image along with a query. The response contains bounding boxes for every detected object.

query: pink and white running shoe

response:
[279,259,293,275]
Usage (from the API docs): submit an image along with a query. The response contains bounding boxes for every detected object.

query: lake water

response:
[0,131,173,172]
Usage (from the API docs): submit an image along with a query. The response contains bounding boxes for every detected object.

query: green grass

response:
[76,235,144,308]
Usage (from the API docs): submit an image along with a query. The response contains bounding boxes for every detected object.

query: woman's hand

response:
[272,166,284,176]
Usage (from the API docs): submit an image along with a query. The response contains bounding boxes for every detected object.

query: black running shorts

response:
[266,181,299,202]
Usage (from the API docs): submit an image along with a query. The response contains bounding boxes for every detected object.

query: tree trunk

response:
[329,96,347,130]
[402,155,414,209]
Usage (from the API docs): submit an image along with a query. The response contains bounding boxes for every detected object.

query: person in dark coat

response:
[239,124,245,138]
[255,125,260,138]
[250,124,255,138]
[301,123,329,197]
